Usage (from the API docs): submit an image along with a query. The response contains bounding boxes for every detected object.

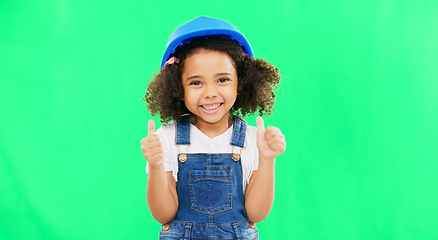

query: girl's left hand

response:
[256,117,286,160]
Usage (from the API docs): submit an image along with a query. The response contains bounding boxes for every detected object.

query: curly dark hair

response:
[143,36,280,124]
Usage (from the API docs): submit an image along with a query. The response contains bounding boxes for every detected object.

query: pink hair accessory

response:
[164,57,180,67]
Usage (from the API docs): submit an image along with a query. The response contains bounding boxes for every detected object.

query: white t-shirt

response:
[146,121,259,192]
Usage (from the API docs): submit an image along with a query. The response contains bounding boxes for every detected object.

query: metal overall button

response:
[249,222,255,228]
[231,146,244,161]
[178,145,190,163]
[179,153,187,162]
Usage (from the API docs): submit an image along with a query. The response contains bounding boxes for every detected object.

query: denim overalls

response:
[159,115,259,240]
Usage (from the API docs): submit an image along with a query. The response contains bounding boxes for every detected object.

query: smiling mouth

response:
[200,103,223,110]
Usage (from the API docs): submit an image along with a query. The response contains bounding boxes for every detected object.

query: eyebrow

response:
[185,72,233,82]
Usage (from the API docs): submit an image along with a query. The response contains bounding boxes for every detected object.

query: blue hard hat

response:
[161,16,254,68]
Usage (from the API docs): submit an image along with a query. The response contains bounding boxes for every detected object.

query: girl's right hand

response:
[141,120,164,168]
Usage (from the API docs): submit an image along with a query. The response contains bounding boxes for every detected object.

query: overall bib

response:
[158,115,259,240]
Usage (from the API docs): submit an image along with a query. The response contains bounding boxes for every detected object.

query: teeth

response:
[201,104,221,110]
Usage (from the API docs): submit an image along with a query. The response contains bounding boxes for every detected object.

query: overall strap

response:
[230,116,247,148]
[176,114,191,145]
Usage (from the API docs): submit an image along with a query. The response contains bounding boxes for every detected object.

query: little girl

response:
[141,16,286,239]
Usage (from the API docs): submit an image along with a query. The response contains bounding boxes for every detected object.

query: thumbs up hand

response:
[141,120,164,168]
[256,117,286,161]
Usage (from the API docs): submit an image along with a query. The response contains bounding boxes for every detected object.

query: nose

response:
[203,84,218,98]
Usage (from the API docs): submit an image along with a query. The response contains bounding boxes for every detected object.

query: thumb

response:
[148,120,156,136]
[256,117,265,139]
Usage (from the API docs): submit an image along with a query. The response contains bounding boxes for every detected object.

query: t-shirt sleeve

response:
[242,125,259,188]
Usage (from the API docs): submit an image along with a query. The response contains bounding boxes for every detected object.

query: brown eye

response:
[218,78,229,83]
[190,81,202,86]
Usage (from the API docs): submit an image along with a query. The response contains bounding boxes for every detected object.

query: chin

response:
[198,114,228,124]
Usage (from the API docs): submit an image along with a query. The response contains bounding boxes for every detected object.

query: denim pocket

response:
[189,170,232,214]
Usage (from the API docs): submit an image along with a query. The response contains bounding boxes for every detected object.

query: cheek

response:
[225,90,238,105]
[182,85,191,100]
[182,88,196,106]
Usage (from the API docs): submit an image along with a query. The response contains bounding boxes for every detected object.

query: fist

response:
[256,117,286,160]
[141,120,164,168]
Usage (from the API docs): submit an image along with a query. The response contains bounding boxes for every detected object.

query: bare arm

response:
[142,120,178,224]
[244,117,285,223]
[147,169,178,224]
[244,158,275,223]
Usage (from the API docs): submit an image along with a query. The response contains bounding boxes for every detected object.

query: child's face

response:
[181,49,238,128]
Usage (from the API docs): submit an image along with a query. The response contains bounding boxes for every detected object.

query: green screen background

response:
[1,0,437,239]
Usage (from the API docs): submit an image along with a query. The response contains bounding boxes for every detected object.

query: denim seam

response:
[170,218,249,226]
[189,237,236,240]
[206,165,228,170]
[240,229,258,237]
[159,232,184,237]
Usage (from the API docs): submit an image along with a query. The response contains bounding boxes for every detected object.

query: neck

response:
[191,115,233,138]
